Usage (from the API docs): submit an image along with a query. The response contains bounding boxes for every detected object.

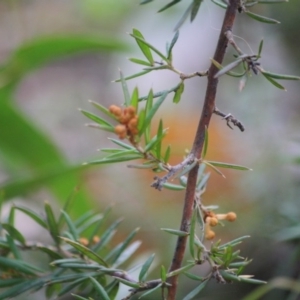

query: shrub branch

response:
[166,1,240,299]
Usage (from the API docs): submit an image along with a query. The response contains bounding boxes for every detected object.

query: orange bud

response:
[208,217,218,227]
[92,236,100,244]
[205,230,215,240]
[226,212,237,222]
[79,237,89,246]
[126,106,136,116]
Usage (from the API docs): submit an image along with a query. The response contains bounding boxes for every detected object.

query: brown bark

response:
[167,1,240,299]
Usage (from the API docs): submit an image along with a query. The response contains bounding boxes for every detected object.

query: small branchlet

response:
[214,107,245,132]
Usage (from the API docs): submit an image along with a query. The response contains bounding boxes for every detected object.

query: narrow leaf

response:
[113,277,140,289]
[167,31,179,59]
[132,29,154,64]
[2,223,26,245]
[89,277,110,300]
[114,70,151,82]
[130,87,139,110]
[189,209,197,259]
[162,182,185,191]
[14,206,47,229]
[211,0,227,8]
[61,210,79,241]
[158,0,181,13]
[139,253,156,282]
[261,72,286,90]
[191,0,203,22]
[203,161,225,178]
[182,279,208,300]
[108,138,134,150]
[164,145,171,163]
[139,283,162,299]
[129,58,152,67]
[140,91,168,135]
[258,39,264,57]
[258,0,288,3]
[174,2,193,31]
[119,70,130,106]
[80,110,114,129]
[161,265,167,282]
[155,120,163,159]
[206,161,252,171]
[6,234,21,260]
[261,70,300,81]
[203,126,209,158]
[167,263,195,277]
[173,82,184,104]
[130,33,169,63]
[246,11,280,24]
[89,100,117,120]
[214,59,243,78]
[161,228,189,237]
[219,235,251,249]
[45,202,60,245]
[61,237,108,267]
[87,154,143,165]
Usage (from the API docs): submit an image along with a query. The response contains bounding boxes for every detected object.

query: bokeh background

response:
[0,1,300,299]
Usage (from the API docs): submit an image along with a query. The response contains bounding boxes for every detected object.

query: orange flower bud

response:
[79,237,89,246]
[226,212,237,222]
[126,106,136,116]
[208,217,218,227]
[205,230,215,240]
[92,236,100,244]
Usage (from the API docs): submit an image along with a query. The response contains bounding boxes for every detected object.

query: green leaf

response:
[0,256,43,275]
[184,272,204,281]
[182,279,208,300]
[60,210,79,241]
[130,32,169,63]
[0,278,24,288]
[203,161,225,177]
[162,182,185,191]
[58,189,78,229]
[211,0,227,8]
[89,277,110,300]
[61,237,108,267]
[173,82,184,104]
[140,0,154,3]
[114,240,141,267]
[191,0,203,22]
[258,39,264,57]
[196,172,210,192]
[57,277,87,297]
[106,228,140,265]
[6,233,22,260]
[87,153,144,165]
[71,294,90,300]
[205,161,252,171]
[113,277,140,289]
[161,228,189,237]
[132,29,154,65]
[130,87,139,110]
[138,108,146,135]
[164,145,171,163]
[161,265,167,282]
[174,2,193,31]
[143,89,154,142]
[2,223,26,245]
[189,209,197,259]
[119,70,131,106]
[37,246,62,259]
[260,70,300,81]
[106,280,120,300]
[140,91,168,135]
[145,128,167,154]
[219,235,250,249]
[139,283,163,299]
[258,0,288,3]
[139,253,155,282]
[45,201,60,245]
[80,110,114,130]
[261,72,286,90]
[114,70,151,82]
[214,59,243,78]
[158,0,181,13]
[167,31,179,60]
[88,100,117,120]
[108,138,134,150]
[129,58,152,67]
[156,120,163,159]
[167,263,195,278]
[246,11,280,24]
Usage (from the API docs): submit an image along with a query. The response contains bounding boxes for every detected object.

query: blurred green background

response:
[0,1,300,299]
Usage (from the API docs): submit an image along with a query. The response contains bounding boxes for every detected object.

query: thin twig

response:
[214,107,245,132]
[166,1,240,299]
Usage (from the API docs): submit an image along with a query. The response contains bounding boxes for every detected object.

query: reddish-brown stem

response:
[166,1,239,299]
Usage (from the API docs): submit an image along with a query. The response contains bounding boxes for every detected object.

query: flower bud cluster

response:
[109,105,139,139]
[204,211,237,240]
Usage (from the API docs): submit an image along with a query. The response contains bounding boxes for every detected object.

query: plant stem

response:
[166,1,239,299]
